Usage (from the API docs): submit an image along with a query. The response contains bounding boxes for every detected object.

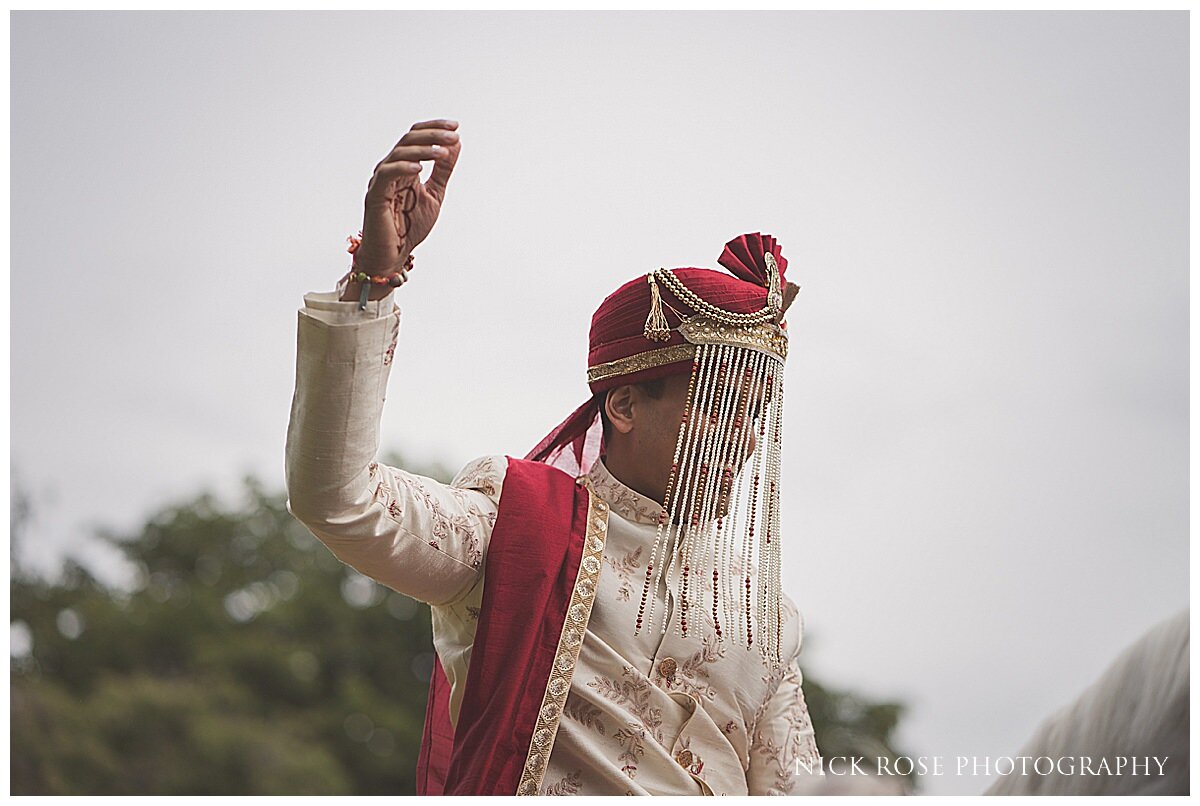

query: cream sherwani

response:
[286,290,822,795]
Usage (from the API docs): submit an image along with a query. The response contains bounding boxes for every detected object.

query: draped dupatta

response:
[416,458,610,795]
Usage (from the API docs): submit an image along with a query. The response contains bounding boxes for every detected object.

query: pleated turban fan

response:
[526,233,800,666]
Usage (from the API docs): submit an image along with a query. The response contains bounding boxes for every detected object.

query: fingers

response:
[368,119,461,200]
[425,142,460,195]
[410,118,459,131]
[409,121,462,194]
[393,128,460,147]
[372,160,422,179]
[377,143,447,168]
[376,125,460,170]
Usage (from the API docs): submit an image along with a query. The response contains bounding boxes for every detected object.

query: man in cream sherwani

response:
[287,118,823,796]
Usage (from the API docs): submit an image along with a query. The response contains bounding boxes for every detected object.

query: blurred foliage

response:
[11,456,912,794]
[805,678,911,785]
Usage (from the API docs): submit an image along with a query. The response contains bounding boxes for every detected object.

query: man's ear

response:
[604,385,636,435]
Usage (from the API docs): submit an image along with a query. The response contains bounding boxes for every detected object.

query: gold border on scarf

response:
[515,480,610,795]
[586,344,697,385]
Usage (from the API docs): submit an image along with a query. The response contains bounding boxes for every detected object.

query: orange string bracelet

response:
[345,231,414,309]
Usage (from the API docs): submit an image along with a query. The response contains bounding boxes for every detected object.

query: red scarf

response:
[415,457,590,795]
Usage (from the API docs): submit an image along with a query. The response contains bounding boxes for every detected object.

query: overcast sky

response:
[11,11,1188,795]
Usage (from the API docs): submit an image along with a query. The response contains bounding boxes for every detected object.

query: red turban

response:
[527,233,793,471]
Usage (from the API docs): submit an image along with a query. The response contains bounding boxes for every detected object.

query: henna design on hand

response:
[393,185,417,262]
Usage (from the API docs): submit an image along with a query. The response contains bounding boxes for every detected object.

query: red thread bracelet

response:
[346,230,414,286]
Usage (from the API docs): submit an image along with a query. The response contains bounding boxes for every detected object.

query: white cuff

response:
[302,289,397,325]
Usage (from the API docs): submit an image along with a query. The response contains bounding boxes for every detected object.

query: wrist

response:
[340,231,413,304]
[339,280,394,303]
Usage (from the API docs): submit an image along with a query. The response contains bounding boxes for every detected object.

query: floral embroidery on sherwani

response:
[751,734,793,794]
[790,683,822,771]
[603,546,643,602]
[585,464,663,525]
[748,662,788,738]
[541,769,583,795]
[587,666,665,745]
[747,660,821,794]
[563,694,608,736]
[673,632,726,702]
[451,455,504,499]
[612,725,647,778]
[368,466,488,569]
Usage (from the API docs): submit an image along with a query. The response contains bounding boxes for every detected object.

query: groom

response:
[286,118,821,795]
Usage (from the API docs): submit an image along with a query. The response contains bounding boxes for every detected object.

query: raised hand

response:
[352,119,461,283]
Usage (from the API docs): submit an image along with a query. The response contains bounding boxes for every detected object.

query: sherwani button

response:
[658,657,678,683]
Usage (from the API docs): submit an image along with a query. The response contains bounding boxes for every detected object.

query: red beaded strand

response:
[745,575,753,646]
[636,355,699,635]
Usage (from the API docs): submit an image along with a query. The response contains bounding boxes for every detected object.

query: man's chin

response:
[664,478,738,525]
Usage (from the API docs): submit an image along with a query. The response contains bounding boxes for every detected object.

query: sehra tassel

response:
[643,273,672,342]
